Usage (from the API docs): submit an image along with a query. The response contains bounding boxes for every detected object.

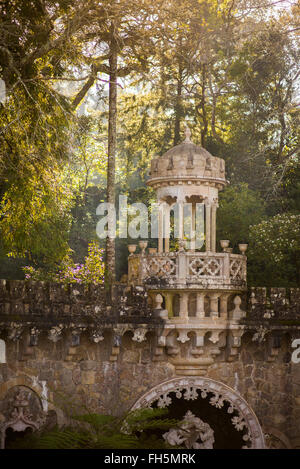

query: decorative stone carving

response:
[7,323,24,341]
[0,387,45,449]
[48,325,64,343]
[230,258,244,281]
[131,377,266,449]
[176,331,190,344]
[163,411,215,449]
[145,255,177,278]
[70,324,87,336]
[252,325,270,343]
[128,251,247,288]
[264,429,292,449]
[89,328,104,343]
[132,328,147,343]
[189,257,221,278]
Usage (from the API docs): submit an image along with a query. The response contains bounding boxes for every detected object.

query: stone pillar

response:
[205,202,211,252]
[178,200,184,242]
[179,292,189,320]
[223,253,230,281]
[165,292,173,318]
[209,293,219,318]
[211,203,217,252]
[164,204,170,253]
[158,203,163,253]
[177,251,187,284]
[190,203,196,251]
[220,293,229,319]
[196,292,205,318]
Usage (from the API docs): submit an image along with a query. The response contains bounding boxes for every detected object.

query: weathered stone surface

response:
[81,371,95,385]
[0,278,299,448]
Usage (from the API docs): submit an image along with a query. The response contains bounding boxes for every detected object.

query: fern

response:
[7,408,181,449]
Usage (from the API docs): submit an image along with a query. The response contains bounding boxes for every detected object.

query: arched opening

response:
[0,385,44,449]
[131,377,265,449]
[4,427,33,449]
[151,391,247,449]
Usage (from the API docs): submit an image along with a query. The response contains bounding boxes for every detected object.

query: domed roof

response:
[161,127,213,161]
[147,127,226,190]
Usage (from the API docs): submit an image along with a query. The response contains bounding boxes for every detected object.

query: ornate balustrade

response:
[128,251,247,290]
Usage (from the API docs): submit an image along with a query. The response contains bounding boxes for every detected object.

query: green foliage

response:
[217,183,266,247]
[8,408,180,449]
[248,213,300,286]
[23,241,105,284]
[0,173,74,265]
[0,0,299,285]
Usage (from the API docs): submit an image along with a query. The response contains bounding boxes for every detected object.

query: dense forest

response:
[0,0,299,286]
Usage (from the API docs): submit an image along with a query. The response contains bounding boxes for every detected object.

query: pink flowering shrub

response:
[23,242,104,285]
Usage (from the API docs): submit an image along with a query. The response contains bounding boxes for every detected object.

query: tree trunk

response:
[174,62,183,145]
[105,23,118,285]
[200,64,208,147]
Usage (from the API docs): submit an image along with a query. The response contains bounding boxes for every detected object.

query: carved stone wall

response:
[0,281,299,449]
[0,326,299,448]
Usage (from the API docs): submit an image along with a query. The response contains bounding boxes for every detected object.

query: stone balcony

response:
[128,251,247,291]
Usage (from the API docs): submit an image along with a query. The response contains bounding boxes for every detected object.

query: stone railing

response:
[0,280,159,327]
[0,280,163,355]
[128,251,247,290]
[244,287,300,324]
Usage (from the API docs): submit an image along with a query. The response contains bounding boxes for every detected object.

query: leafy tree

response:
[23,241,105,285]
[0,170,74,265]
[70,0,161,283]
[0,0,299,287]
[0,1,94,263]
[217,183,266,247]
[248,213,300,286]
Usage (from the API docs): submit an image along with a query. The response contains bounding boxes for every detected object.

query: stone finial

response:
[184,126,192,143]
[230,295,246,320]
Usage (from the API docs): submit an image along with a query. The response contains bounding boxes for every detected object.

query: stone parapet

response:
[128,251,247,290]
[245,287,300,324]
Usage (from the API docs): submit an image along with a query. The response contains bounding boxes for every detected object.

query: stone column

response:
[165,292,173,318]
[196,292,205,318]
[211,203,217,252]
[205,201,211,252]
[209,293,219,318]
[164,204,170,253]
[178,200,184,242]
[158,203,163,253]
[190,203,196,251]
[220,293,230,319]
[179,292,189,320]
[223,253,230,281]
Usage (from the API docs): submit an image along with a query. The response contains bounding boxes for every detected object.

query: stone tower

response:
[128,128,248,375]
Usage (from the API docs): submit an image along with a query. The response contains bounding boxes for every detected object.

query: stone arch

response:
[0,385,44,449]
[131,377,265,449]
[264,427,292,449]
[0,377,46,406]
[0,339,5,363]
